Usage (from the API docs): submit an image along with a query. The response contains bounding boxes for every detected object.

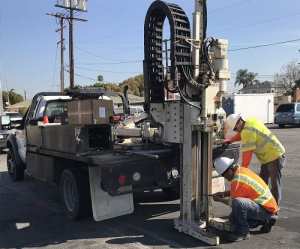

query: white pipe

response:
[192,0,203,78]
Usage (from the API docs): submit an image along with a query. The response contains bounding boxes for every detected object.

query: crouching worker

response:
[213,157,278,242]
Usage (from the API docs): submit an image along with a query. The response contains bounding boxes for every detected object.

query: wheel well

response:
[54,158,89,184]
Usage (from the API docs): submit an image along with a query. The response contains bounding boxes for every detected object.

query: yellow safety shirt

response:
[240,118,285,165]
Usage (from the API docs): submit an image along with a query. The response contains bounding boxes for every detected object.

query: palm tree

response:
[235,69,258,89]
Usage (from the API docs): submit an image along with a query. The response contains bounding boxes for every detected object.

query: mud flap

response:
[88,167,134,221]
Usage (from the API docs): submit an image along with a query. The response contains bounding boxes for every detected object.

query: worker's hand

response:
[213,192,225,202]
[223,139,232,145]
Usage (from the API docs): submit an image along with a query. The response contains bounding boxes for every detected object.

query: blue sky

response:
[1,0,300,98]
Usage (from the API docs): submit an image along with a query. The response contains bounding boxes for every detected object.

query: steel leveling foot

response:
[174,218,220,246]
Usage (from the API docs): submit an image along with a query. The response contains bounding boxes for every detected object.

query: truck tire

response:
[59,169,91,220]
[7,148,24,181]
[279,124,285,128]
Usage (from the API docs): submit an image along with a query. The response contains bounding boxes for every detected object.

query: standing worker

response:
[224,114,285,205]
[213,157,279,242]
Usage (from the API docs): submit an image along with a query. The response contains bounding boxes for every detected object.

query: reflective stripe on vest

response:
[232,173,273,207]
[243,127,282,152]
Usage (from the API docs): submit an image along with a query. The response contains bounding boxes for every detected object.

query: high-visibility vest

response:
[240,117,285,165]
[231,166,279,214]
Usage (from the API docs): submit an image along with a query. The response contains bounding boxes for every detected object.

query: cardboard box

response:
[68,99,113,125]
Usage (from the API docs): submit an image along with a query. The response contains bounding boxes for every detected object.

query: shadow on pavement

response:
[0,171,213,249]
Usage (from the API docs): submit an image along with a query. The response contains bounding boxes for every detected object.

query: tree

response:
[275,60,300,95]
[235,69,258,89]
[120,74,144,97]
[64,74,145,96]
[2,90,24,106]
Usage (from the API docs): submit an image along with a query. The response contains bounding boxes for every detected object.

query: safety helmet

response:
[226,114,242,130]
[214,157,235,175]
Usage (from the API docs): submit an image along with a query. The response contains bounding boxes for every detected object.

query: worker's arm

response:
[213,191,231,206]
[224,133,241,144]
[241,150,253,168]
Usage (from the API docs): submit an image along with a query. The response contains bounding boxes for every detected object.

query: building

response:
[240,81,285,97]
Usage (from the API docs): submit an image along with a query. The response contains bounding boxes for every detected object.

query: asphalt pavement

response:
[0,127,299,249]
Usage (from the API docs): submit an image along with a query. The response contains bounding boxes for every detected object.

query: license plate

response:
[0,135,4,139]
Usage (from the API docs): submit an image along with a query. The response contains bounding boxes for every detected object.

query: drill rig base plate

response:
[174,218,220,246]
[209,217,232,232]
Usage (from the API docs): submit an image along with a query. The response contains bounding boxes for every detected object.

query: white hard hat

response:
[214,157,235,175]
[226,114,242,130]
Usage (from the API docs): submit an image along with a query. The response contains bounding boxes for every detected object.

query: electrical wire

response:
[77,60,142,65]
[51,43,59,89]
[75,65,141,74]
[215,12,300,32]
[65,68,96,82]
[229,38,300,52]
[209,0,249,13]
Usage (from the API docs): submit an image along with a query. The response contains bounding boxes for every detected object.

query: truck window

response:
[276,104,295,113]
[45,101,68,123]
[34,98,47,121]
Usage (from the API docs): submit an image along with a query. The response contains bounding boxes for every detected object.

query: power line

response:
[77,60,142,65]
[209,0,252,14]
[65,68,96,81]
[215,11,300,32]
[75,65,141,74]
[51,43,59,89]
[76,47,116,62]
[229,38,300,52]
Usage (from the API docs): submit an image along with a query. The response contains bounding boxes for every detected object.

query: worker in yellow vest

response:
[224,114,285,205]
[213,157,279,242]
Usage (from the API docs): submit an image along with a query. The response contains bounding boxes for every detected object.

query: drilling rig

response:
[143,0,231,245]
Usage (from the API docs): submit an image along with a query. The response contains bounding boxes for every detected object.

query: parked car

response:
[0,115,11,152]
[275,103,300,128]
[4,112,23,127]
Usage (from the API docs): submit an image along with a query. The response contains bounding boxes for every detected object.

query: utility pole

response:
[47,13,66,93]
[0,80,3,114]
[55,0,88,89]
[69,9,74,89]
[58,17,65,93]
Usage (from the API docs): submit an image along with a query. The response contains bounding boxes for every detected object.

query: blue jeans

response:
[260,155,285,205]
[231,198,272,235]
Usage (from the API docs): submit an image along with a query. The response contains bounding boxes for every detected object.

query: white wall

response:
[234,93,274,124]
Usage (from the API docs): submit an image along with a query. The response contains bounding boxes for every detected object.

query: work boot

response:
[260,216,277,233]
[224,232,250,242]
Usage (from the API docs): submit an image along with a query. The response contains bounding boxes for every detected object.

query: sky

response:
[1,0,300,98]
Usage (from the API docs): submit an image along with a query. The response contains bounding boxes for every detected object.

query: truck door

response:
[26,97,46,150]
[26,97,49,179]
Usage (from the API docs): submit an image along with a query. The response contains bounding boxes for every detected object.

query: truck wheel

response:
[163,186,180,200]
[279,124,285,128]
[59,169,91,220]
[7,148,24,181]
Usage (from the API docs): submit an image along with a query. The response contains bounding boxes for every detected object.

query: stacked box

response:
[68,99,113,125]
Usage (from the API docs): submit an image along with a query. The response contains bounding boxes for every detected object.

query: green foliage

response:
[235,69,258,89]
[2,90,24,106]
[120,74,144,97]
[64,74,145,97]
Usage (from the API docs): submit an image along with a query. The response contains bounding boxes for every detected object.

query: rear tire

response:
[7,148,24,181]
[59,168,91,220]
[278,124,285,128]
